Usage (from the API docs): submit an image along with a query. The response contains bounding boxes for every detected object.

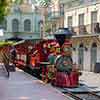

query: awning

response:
[6,37,24,42]
[72,34,99,38]
[18,33,41,40]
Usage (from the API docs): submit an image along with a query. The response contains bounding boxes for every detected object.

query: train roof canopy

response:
[6,36,24,42]
[54,28,73,36]
[54,28,73,46]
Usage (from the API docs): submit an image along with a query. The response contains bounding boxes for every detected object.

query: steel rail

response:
[87,92,100,99]
[63,89,100,100]
[63,91,83,100]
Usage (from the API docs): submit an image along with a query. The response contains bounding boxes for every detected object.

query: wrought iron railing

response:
[71,23,100,35]
[63,0,99,9]
[48,11,64,20]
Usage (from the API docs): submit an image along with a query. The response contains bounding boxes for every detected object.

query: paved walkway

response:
[79,71,100,92]
[55,71,100,93]
[0,68,73,100]
[80,71,100,87]
[0,66,100,100]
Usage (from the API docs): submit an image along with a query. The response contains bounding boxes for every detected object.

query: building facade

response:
[1,0,42,40]
[46,0,64,33]
[64,0,100,71]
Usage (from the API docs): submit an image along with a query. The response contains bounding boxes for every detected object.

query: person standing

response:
[10,46,17,69]
[94,23,100,33]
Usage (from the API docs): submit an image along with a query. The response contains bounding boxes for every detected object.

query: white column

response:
[97,3,100,22]
[72,49,78,64]
[83,48,91,71]
[64,12,68,27]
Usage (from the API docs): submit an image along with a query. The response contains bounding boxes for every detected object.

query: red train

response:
[15,28,80,88]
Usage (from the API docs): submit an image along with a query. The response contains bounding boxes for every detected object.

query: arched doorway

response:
[3,19,7,30]
[12,19,19,32]
[91,42,97,71]
[78,43,84,70]
[24,19,31,32]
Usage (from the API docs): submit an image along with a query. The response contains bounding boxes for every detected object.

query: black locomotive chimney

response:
[54,28,73,47]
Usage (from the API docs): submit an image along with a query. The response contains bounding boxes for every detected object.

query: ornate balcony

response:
[79,25,88,35]
[48,10,64,20]
[64,0,98,9]
[72,23,100,35]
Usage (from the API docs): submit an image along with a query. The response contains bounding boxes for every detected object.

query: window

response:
[79,13,84,26]
[80,0,96,4]
[48,6,51,17]
[60,4,64,16]
[24,19,31,32]
[24,0,29,4]
[91,11,97,33]
[3,19,7,30]
[68,16,72,28]
[52,24,56,32]
[13,7,21,13]
[79,14,85,34]
[12,19,19,32]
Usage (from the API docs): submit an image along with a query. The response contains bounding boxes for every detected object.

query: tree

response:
[0,0,25,27]
[44,19,51,33]
[0,0,11,24]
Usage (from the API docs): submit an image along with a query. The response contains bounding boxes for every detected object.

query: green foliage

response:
[45,22,51,32]
[0,0,11,23]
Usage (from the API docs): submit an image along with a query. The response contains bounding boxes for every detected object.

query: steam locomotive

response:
[15,28,80,88]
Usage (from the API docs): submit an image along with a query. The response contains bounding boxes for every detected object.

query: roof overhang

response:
[72,34,99,38]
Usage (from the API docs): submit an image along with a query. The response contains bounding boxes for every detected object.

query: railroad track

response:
[63,90,100,100]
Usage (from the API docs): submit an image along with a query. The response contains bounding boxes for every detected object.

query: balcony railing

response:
[71,23,100,35]
[79,25,88,35]
[64,0,98,9]
[48,11,64,20]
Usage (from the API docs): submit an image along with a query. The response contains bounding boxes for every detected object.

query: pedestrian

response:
[10,46,17,68]
[94,23,100,33]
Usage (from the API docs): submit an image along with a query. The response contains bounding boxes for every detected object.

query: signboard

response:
[0,29,4,36]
